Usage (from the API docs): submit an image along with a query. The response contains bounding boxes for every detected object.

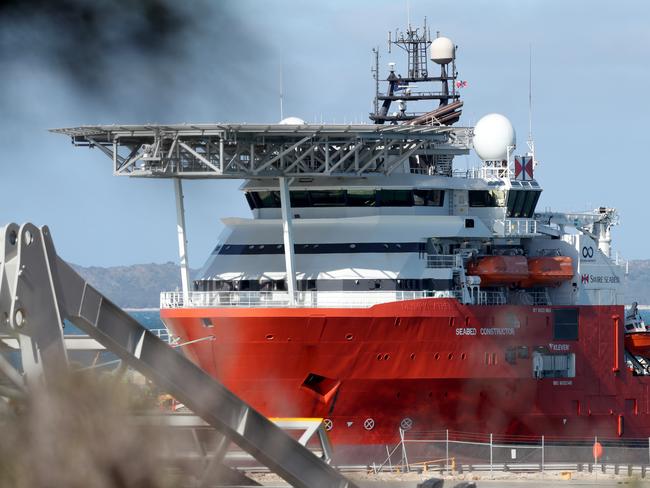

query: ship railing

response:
[506,289,551,306]
[476,290,506,306]
[452,167,509,180]
[426,254,463,269]
[493,218,538,237]
[150,328,174,344]
[160,290,458,309]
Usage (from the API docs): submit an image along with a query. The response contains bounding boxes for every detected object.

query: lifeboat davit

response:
[466,255,529,286]
[519,256,574,288]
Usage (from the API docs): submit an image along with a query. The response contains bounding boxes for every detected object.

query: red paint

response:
[161,299,650,445]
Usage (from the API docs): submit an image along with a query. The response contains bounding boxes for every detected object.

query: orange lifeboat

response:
[625,333,650,358]
[520,256,573,288]
[466,255,529,286]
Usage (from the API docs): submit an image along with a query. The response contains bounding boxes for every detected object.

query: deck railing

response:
[160,290,457,309]
[425,254,463,269]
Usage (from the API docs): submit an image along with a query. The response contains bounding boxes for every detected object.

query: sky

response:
[1,0,649,268]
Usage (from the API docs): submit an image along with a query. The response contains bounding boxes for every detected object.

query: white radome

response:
[279,116,306,125]
[472,113,516,161]
[430,37,455,65]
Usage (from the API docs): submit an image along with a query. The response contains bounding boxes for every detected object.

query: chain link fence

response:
[371,429,650,476]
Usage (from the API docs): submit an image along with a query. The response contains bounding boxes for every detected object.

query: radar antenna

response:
[527,44,536,165]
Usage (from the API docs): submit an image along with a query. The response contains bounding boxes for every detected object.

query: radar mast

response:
[370,20,463,125]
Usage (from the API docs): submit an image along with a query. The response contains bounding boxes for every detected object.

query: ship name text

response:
[456,327,515,336]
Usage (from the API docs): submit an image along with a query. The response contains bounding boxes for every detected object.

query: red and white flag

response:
[514,156,534,181]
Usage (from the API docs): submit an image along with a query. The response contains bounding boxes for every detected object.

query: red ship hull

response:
[161,299,649,445]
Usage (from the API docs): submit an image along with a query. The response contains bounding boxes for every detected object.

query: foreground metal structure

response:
[0,222,356,488]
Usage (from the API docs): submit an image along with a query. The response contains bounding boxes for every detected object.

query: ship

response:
[101,22,650,447]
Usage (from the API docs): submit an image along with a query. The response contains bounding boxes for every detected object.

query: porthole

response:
[265,334,274,340]
[383,353,390,360]
[434,353,440,360]
[448,353,453,360]
[410,353,416,360]
[345,333,354,341]
[377,354,383,361]
[461,352,467,360]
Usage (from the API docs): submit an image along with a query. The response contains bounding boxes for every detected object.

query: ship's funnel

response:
[473,113,516,161]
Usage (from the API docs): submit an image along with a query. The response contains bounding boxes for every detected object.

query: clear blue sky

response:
[1,0,648,267]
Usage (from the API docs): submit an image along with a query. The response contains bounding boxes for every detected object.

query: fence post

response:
[400,428,410,472]
[446,429,449,475]
[490,433,493,477]
[541,435,545,475]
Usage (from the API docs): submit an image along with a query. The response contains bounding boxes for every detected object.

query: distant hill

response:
[72,262,198,309]
[71,259,650,309]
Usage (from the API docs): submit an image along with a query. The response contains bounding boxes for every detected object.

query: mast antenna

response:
[527,43,536,162]
[280,63,284,121]
[407,0,411,29]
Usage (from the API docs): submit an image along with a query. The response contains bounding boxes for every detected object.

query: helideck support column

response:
[278,177,297,305]
[173,178,191,305]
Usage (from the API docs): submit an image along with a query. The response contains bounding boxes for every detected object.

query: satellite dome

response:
[279,116,306,125]
[472,113,516,161]
[430,37,455,65]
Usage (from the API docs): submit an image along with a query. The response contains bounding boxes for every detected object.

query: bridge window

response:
[309,189,347,206]
[256,191,281,208]
[290,191,311,207]
[468,190,506,207]
[379,189,413,206]
[506,190,541,218]
[247,188,448,209]
[347,189,377,207]
[413,189,445,206]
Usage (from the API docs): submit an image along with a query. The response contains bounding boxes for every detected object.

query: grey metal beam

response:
[0,223,356,488]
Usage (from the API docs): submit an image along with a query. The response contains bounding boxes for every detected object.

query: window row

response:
[245,189,445,209]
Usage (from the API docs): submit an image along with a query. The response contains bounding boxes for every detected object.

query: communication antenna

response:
[279,63,284,121]
[407,0,410,28]
[527,43,536,164]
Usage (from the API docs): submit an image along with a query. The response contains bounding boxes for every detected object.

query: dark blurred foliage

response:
[0,370,186,488]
